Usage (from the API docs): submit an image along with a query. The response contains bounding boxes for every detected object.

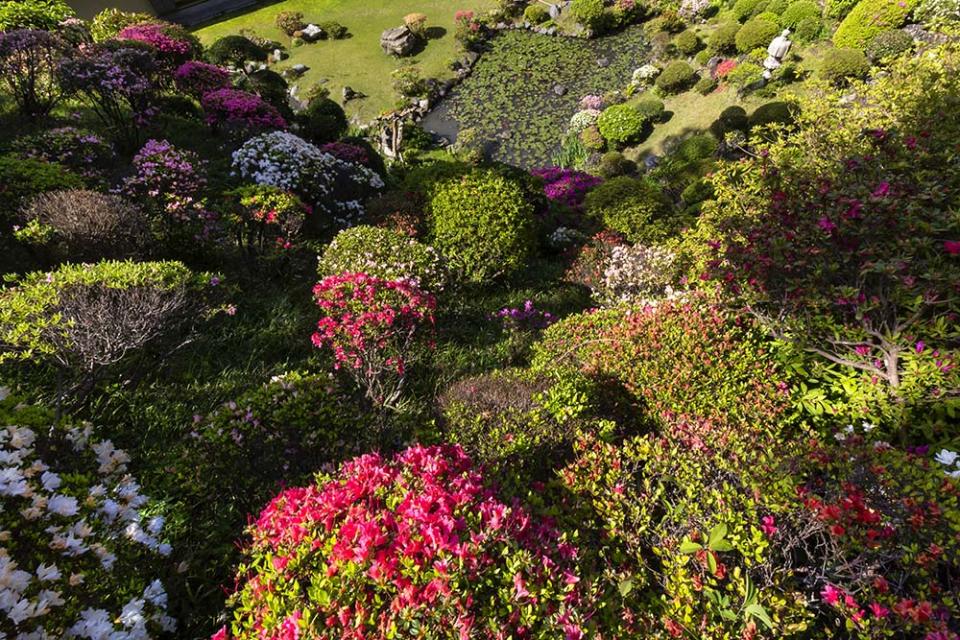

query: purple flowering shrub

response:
[58,45,159,146]
[200,88,286,134]
[122,139,210,232]
[12,127,115,185]
[174,60,232,98]
[116,22,200,66]
[0,29,72,120]
[532,167,603,211]
[319,142,371,167]
[492,300,557,364]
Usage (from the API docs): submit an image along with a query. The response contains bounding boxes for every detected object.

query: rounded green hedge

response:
[833,0,918,49]
[748,100,797,128]
[794,15,823,41]
[584,176,681,243]
[634,96,666,121]
[597,104,646,146]
[524,3,550,23]
[818,47,870,84]
[206,35,266,67]
[570,0,605,28]
[298,97,348,144]
[780,0,821,27]
[429,169,536,283]
[732,0,766,21]
[709,22,741,53]
[655,60,696,94]
[675,29,701,54]
[735,17,780,52]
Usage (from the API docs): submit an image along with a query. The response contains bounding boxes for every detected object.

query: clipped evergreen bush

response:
[584,176,681,243]
[655,60,696,93]
[597,104,647,146]
[709,22,740,52]
[735,17,780,52]
[206,35,266,67]
[675,29,701,54]
[780,0,821,27]
[524,3,550,23]
[298,97,348,144]
[633,96,666,121]
[833,0,918,48]
[818,47,870,84]
[865,28,913,61]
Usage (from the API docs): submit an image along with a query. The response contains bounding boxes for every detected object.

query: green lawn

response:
[194,0,497,122]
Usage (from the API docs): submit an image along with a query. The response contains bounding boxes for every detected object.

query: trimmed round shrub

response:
[780,0,821,26]
[735,17,780,52]
[654,60,696,93]
[298,97,348,144]
[17,190,149,260]
[833,0,918,48]
[570,0,606,28]
[597,104,646,146]
[865,28,913,61]
[818,47,870,84]
[633,96,666,121]
[0,397,177,639]
[793,15,823,41]
[826,0,861,16]
[676,133,718,161]
[206,35,266,67]
[317,21,348,39]
[0,154,83,228]
[755,10,783,23]
[681,177,715,204]
[0,0,73,30]
[429,170,536,283]
[598,151,637,178]
[89,8,153,41]
[215,444,597,640]
[695,75,718,94]
[318,225,447,292]
[584,176,681,243]
[732,0,766,20]
[709,22,740,53]
[241,67,290,113]
[748,99,797,128]
[524,3,550,23]
[674,29,701,54]
[710,105,749,139]
[275,10,305,35]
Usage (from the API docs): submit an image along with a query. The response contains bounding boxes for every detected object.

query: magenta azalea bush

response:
[215,444,594,640]
[173,60,232,98]
[532,168,603,211]
[201,88,287,134]
[122,139,209,228]
[116,22,198,65]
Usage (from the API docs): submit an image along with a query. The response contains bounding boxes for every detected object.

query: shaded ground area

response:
[422,26,650,168]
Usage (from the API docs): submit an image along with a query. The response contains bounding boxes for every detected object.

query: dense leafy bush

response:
[0,154,83,228]
[633,95,665,121]
[655,59,696,93]
[748,100,797,129]
[428,170,536,282]
[216,444,596,640]
[274,10,304,36]
[116,22,201,66]
[317,225,447,293]
[709,21,741,52]
[524,3,550,22]
[201,88,287,133]
[0,29,72,121]
[733,0,767,21]
[173,60,232,97]
[709,104,750,138]
[0,397,177,639]
[0,0,72,30]
[584,176,680,244]
[597,104,646,145]
[826,0,861,17]
[404,12,428,36]
[833,0,918,48]
[793,14,823,40]
[570,0,606,29]
[695,75,718,94]
[122,139,209,229]
[780,0,821,26]
[17,190,149,260]
[736,17,781,52]
[89,8,153,41]
[598,151,637,178]
[11,127,115,185]
[205,35,266,67]
[297,96,348,144]
[317,20,348,39]
[674,29,701,54]
[818,47,870,84]
[865,28,913,61]
[676,133,718,161]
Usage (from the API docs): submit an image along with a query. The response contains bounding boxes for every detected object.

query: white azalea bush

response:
[632,64,660,84]
[0,397,175,639]
[568,108,601,134]
[596,243,679,306]
[231,131,384,226]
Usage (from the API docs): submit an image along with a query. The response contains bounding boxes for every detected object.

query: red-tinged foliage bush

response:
[564,230,627,292]
[311,273,436,407]
[215,444,597,640]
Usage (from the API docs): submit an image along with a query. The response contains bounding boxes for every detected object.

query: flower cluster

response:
[116,23,194,63]
[201,88,286,133]
[318,141,370,167]
[173,60,231,97]
[122,138,208,224]
[548,226,588,250]
[492,300,556,331]
[311,273,436,406]
[935,449,960,478]
[532,167,603,211]
[11,127,115,184]
[0,398,175,639]
[597,243,678,306]
[713,58,737,79]
[231,132,384,224]
[578,94,604,110]
[565,230,627,292]
[568,108,601,133]
[216,444,592,640]
[632,64,661,84]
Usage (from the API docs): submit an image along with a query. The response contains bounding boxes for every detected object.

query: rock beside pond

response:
[300,24,325,42]
[381,26,418,56]
[553,84,567,96]
[282,64,308,79]
[596,56,609,68]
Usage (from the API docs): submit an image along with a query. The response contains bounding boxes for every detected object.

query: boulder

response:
[301,23,326,42]
[553,84,567,96]
[381,26,418,56]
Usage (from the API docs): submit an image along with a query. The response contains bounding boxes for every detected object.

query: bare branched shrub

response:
[20,190,150,259]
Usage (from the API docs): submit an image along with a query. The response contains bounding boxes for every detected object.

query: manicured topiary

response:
[818,47,870,84]
[710,105,750,139]
[524,3,550,23]
[206,35,266,67]
[429,170,536,282]
[317,21,348,39]
[780,0,821,27]
[865,28,913,61]
[584,176,680,243]
[709,22,741,52]
[633,96,666,121]
[597,104,646,146]
[833,0,918,48]
[793,15,823,41]
[676,133,718,161]
[298,97,348,144]
[674,29,701,54]
[695,75,718,94]
[654,60,696,93]
[748,100,797,128]
[735,17,780,52]
[598,151,637,178]
[732,0,766,21]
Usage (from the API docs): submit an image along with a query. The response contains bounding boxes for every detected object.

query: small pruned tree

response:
[0,29,72,121]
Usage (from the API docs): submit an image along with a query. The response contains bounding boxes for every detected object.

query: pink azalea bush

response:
[173,60,231,98]
[122,139,210,229]
[116,22,198,65]
[214,444,594,640]
[311,273,436,407]
[201,88,286,133]
[532,167,603,211]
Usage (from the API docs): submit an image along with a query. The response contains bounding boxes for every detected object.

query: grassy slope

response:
[194,0,497,122]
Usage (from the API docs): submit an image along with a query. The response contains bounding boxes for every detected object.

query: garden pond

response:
[422,25,651,168]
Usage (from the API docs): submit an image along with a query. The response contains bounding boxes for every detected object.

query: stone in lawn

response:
[381,26,418,56]
[597,56,609,67]
[343,86,365,101]
[301,24,326,42]
[283,63,308,79]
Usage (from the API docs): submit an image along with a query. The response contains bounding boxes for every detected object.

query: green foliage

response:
[655,60,697,93]
[0,154,83,228]
[584,176,681,243]
[570,0,606,29]
[732,0,767,21]
[318,225,447,292]
[297,97,348,144]
[633,95,666,121]
[317,21,349,39]
[736,17,781,52]
[914,0,960,22]
[681,178,715,204]
[710,105,750,138]
[709,22,741,52]
[524,3,550,23]
[780,0,821,26]
[598,151,637,178]
[748,100,797,129]
[206,35,266,67]
[675,29,702,54]
[826,0,861,17]
[865,28,913,61]
[0,0,73,30]
[429,169,536,282]
[89,8,154,41]
[695,75,719,94]
[275,10,305,36]
[833,0,918,48]
[818,47,870,84]
[677,133,719,161]
[597,104,647,146]
[793,15,823,41]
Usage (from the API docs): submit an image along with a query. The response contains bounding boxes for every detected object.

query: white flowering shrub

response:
[632,64,661,84]
[0,396,175,639]
[678,0,712,20]
[547,226,587,250]
[596,243,678,306]
[231,132,384,225]
[568,109,601,134]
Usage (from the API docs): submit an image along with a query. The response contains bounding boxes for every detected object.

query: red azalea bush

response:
[174,60,232,97]
[201,88,287,133]
[311,273,436,407]
[215,444,594,640]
